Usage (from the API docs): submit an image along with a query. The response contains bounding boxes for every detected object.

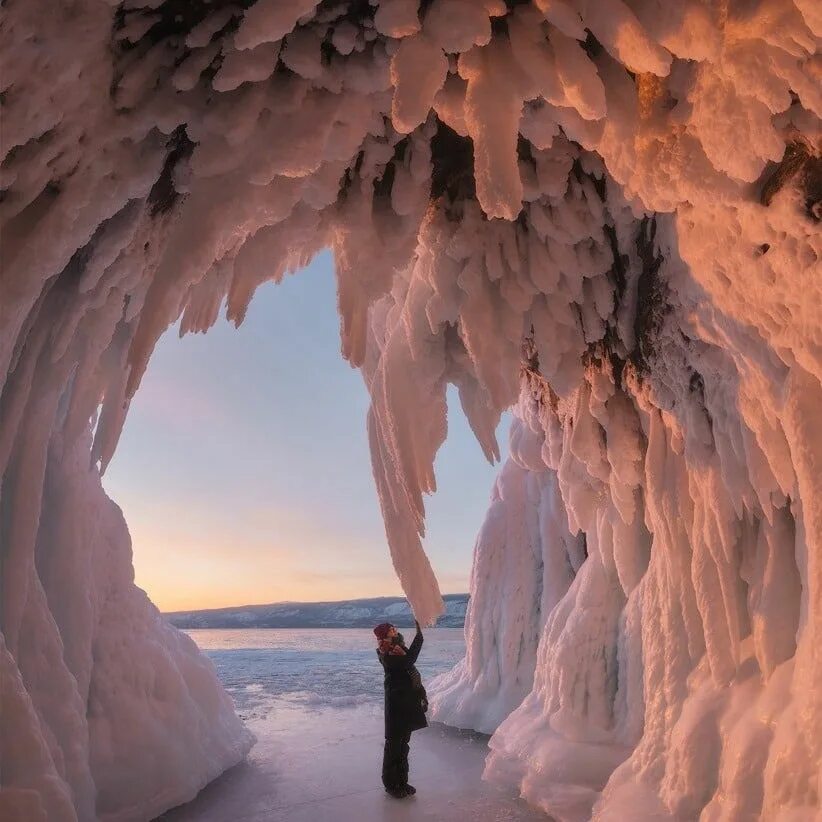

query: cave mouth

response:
[101,254,506,616]
[2,0,821,820]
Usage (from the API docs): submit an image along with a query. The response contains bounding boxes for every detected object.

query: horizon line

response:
[162,591,470,615]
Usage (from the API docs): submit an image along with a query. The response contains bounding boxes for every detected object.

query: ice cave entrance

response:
[102,250,508,615]
[5,0,821,818]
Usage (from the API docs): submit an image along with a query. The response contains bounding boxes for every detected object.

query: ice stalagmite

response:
[1,0,820,819]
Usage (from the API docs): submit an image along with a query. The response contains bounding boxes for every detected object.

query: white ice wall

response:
[430,423,584,734]
[1,422,254,822]
[432,216,822,819]
[2,0,820,819]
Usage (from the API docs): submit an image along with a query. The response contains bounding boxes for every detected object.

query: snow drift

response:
[1,0,820,819]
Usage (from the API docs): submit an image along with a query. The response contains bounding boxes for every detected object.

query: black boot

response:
[385,785,410,799]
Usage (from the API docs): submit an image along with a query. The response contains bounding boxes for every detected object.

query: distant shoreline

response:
[164,593,469,630]
[181,625,464,630]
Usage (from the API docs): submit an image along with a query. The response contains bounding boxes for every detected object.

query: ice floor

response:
[158,700,549,821]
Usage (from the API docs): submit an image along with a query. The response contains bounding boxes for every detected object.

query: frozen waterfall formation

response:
[1,0,820,819]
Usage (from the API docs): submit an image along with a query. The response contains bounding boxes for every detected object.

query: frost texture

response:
[1,0,820,820]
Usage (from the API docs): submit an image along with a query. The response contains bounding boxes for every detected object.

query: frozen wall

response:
[1,0,820,819]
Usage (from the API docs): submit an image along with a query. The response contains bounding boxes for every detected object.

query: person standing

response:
[373,620,428,798]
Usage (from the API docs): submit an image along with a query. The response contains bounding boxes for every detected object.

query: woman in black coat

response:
[374,620,428,798]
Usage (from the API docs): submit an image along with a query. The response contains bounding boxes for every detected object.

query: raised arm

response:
[404,621,423,665]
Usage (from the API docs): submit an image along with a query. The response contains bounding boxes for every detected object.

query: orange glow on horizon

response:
[140,566,408,613]
[127,520,467,614]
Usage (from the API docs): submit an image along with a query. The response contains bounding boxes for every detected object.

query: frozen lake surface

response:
[158,628,548,821]
[190,627,467,716]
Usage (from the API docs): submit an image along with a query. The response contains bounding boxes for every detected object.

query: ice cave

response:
[1,0,820,819]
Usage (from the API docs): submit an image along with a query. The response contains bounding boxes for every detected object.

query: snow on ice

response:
[0,0,820,820]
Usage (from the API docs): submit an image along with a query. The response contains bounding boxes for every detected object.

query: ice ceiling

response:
[1,0,821,820]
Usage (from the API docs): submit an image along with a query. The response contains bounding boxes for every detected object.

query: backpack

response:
[409,666,429,713]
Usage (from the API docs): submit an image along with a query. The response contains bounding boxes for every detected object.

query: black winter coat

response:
[378,627,428,738]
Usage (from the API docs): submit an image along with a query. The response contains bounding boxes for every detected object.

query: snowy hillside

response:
[166,594,469,629]
[2,1,820,821]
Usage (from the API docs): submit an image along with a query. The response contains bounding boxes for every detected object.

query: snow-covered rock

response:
[1,0,820,819]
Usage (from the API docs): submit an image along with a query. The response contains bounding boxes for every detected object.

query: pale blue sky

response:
[103,252,510,611]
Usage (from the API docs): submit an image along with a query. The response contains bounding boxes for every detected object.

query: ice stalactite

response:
[1,0,820,819]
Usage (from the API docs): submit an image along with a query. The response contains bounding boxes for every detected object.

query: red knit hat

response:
[373,623,393,641]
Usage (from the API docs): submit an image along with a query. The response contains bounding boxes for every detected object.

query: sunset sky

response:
[103,252,510,612]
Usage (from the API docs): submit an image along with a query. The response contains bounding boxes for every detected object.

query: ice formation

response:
[1,0,820,819]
